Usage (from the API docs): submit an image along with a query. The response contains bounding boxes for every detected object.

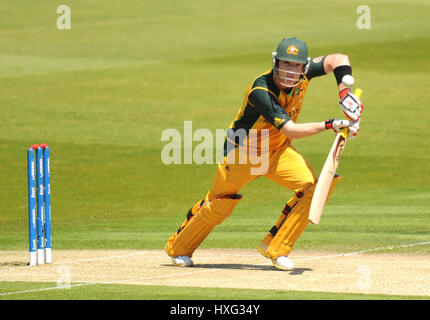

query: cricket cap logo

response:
[286,45,299,56]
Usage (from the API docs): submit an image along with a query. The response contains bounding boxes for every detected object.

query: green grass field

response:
[1,0,429,300]
[1,282,427,300]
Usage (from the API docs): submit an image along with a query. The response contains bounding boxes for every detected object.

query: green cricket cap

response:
[274,38,308,64]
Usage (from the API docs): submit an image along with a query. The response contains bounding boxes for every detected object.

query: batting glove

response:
[339,88,363,121]
[347,120,360,140]
[325,119,350,133]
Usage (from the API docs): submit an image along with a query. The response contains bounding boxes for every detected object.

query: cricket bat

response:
[308,88,362,225]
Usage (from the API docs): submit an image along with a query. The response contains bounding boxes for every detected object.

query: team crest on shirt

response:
[294,88,303,95]
[286,45,299,55]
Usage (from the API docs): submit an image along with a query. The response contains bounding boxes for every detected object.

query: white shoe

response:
[272,256,294,271]
[172,256,193,267]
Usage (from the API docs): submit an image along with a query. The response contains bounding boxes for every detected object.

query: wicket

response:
[27,144,52,266]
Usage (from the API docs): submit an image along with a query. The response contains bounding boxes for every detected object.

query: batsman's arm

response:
[248,87,353,139]
[280,119,348,140]
[280,121,325,139]
[306,54,351,91]
[323,54,351,92]
[323,54,350,73]
[322,54,364,120]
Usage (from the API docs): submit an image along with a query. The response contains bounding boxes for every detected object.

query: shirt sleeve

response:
[248,88,290,130]
[305,56,327,81]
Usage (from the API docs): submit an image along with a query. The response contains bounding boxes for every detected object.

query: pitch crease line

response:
[294,241,430,262]
[54,251,153,264]
[0,268,217,296]
[0,251,153,273]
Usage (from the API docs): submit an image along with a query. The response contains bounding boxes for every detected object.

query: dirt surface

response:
[1,249,429,297]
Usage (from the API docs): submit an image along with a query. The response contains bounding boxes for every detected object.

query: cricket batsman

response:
[165,37,364,270]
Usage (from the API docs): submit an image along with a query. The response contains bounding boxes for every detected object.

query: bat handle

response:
[354,88,362,99]
[339,127,348,138]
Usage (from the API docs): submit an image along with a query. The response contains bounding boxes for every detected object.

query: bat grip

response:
[354,88,362,99]
[339,127,348,138]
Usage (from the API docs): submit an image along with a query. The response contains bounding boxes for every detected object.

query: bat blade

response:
[309,88,362,225]
[309,132,346,224]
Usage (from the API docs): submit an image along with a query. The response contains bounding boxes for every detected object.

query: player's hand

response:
[339,88,363,121]
[325,119,350,133]
[347,120,360,140]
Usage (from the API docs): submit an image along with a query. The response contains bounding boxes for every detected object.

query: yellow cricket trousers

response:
[208,145,316,200]
[165,145,317,258]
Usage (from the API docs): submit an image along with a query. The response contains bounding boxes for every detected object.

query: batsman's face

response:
[275,60,304,88]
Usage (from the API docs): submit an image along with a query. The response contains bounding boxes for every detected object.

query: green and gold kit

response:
[225,56,327,154]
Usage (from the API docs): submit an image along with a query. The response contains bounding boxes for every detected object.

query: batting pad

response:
[261,175,341,258]
[265,185,314,259]
[165,194,242,258]
[259,190,301,257]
